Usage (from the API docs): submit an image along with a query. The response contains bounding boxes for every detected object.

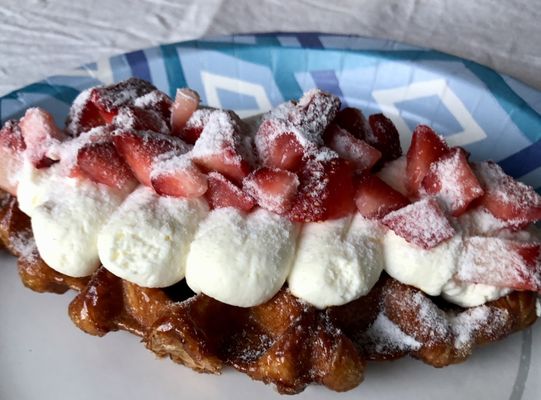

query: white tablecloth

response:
[1,0,540,96]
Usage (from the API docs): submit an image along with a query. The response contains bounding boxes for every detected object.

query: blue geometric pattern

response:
[1,32,540,191]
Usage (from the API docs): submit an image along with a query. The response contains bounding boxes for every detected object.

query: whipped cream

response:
[185,207,298,307]
[288,214,384,309]
[98,186,208,288]
[383,231,462,296]
[441,280,511,308]
[19,161,125,277]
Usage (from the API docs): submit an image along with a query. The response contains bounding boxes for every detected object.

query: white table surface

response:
[0,0,540,96]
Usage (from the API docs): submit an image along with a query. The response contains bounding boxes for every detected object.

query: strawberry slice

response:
[191,110,252,183]
[243,167,299,214]
[90,78,157,114]
[113,131,190,186]
[422,147,484,216]
[170,88,200,137]
[355,175,410,219]
[333,107,371,140]
[133,89,173,122]
[456,237,541,291]
[406,125,449,196]
[76,141,137,191]
[474,161,541,227]
[175,108,213,144]
[255,120,307,171]
[151,156,208,198]
[324,123,382,172]
[113,106,168,133]
[19,107,67,168]
[0,120,26,194]
[367,113,402,163]
[382,198,456,249]
[205,172,255,212]
[288,154,356,222]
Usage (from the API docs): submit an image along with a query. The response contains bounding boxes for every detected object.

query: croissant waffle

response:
[0,191,538,394]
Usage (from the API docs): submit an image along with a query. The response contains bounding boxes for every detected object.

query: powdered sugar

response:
[363,313,421,353]
[450,305,509,349]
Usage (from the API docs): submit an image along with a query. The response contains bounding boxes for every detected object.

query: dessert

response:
[1,78,540,394]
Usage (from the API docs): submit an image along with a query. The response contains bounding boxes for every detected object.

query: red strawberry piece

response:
[113,106,168,133]
[113,130,190,186]
[422,147,484,217]
[133,89,173,121]
[90,78,157,114]
[243,167,299,214]
[456,237,541,291]
[382,198,456,249]
[367,113,402,163]
[205,172,255,212]
[295,89,341,135]
[191,110,252,183]
[151,156,208,198]
[354,174,410,219]
[19,107,67,168]
[288,154,356,222]
[76,141,137,190]
[174,108,213,144]
[474,161,541,227]
[333,107,371,140]
[66,89,116,136]
[0,120,26,194]
[324,123,382,172]
[170,88,200,137]
[406,125,449,196]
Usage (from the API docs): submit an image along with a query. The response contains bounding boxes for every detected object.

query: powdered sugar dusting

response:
[363,313,421,353]
[450,305,509,349]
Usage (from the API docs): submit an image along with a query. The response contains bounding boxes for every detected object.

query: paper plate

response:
[0,33,540,400]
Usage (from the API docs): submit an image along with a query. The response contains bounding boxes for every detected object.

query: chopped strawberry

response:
[255,120,306,171]
[295,89,341,135]
[243,167,299,214]
[76,141,137,190]
[324,123,381,172]
[90,78,157,114]
[174,108,212,144]
[151,156,208,198]
[367,114,402,163]
[133,90,173,121]
[113,131,190,186]
[333,107,371,140]
[456,237,541,292]
[113,106,168,133]
[288,155,356,222]
[19,107,67,168]
[171,88,200,136]
[205,172,255,211]
[355,175,410,219]
[382,198,456,249]
[66,89,116,136]
[474,161,541,227]
[0,120,26,194]
[191,110,252,183]
[422,147,484,216]
[406,125,449,196]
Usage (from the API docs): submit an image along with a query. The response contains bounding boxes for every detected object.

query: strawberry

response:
[19,107,67,168]
[333,107,371,140]
[191,110,252,183]
[255,120,306,171]
[175,108,213,144]
[151,156,208,198]
[324,123,381,172]
[406,125,449,196]
[205,172,255,211]
[295,89,341,135]
[113,106,168,133]
[170,88,200,137]
[354,175,410,219]
[367,113,402,163]
[66,89,116,136]
[113,131,190,186]
[243,167,299,214]
[76,141,137,190]
[382,198,456,249]
[474,161,541,227]
[0,120,26,195]
[133,89,173,121]
[288,155,356,222]
[90,78,157,114]
[456,237,541,292]
[422,147,484,216]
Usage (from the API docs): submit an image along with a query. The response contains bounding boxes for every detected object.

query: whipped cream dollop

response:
[98,186,208,288]
[17,160,125,277]
[185,207,298,307]
[288,214,384,309]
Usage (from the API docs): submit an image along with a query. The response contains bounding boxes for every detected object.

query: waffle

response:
[0,191,538,394]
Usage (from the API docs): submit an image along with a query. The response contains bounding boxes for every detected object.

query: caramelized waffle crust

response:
[0,191,538,394]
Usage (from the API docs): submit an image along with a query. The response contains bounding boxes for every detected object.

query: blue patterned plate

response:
[1,33,540,400]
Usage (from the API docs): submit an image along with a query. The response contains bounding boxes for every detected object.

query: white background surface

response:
[0,0,541,96]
